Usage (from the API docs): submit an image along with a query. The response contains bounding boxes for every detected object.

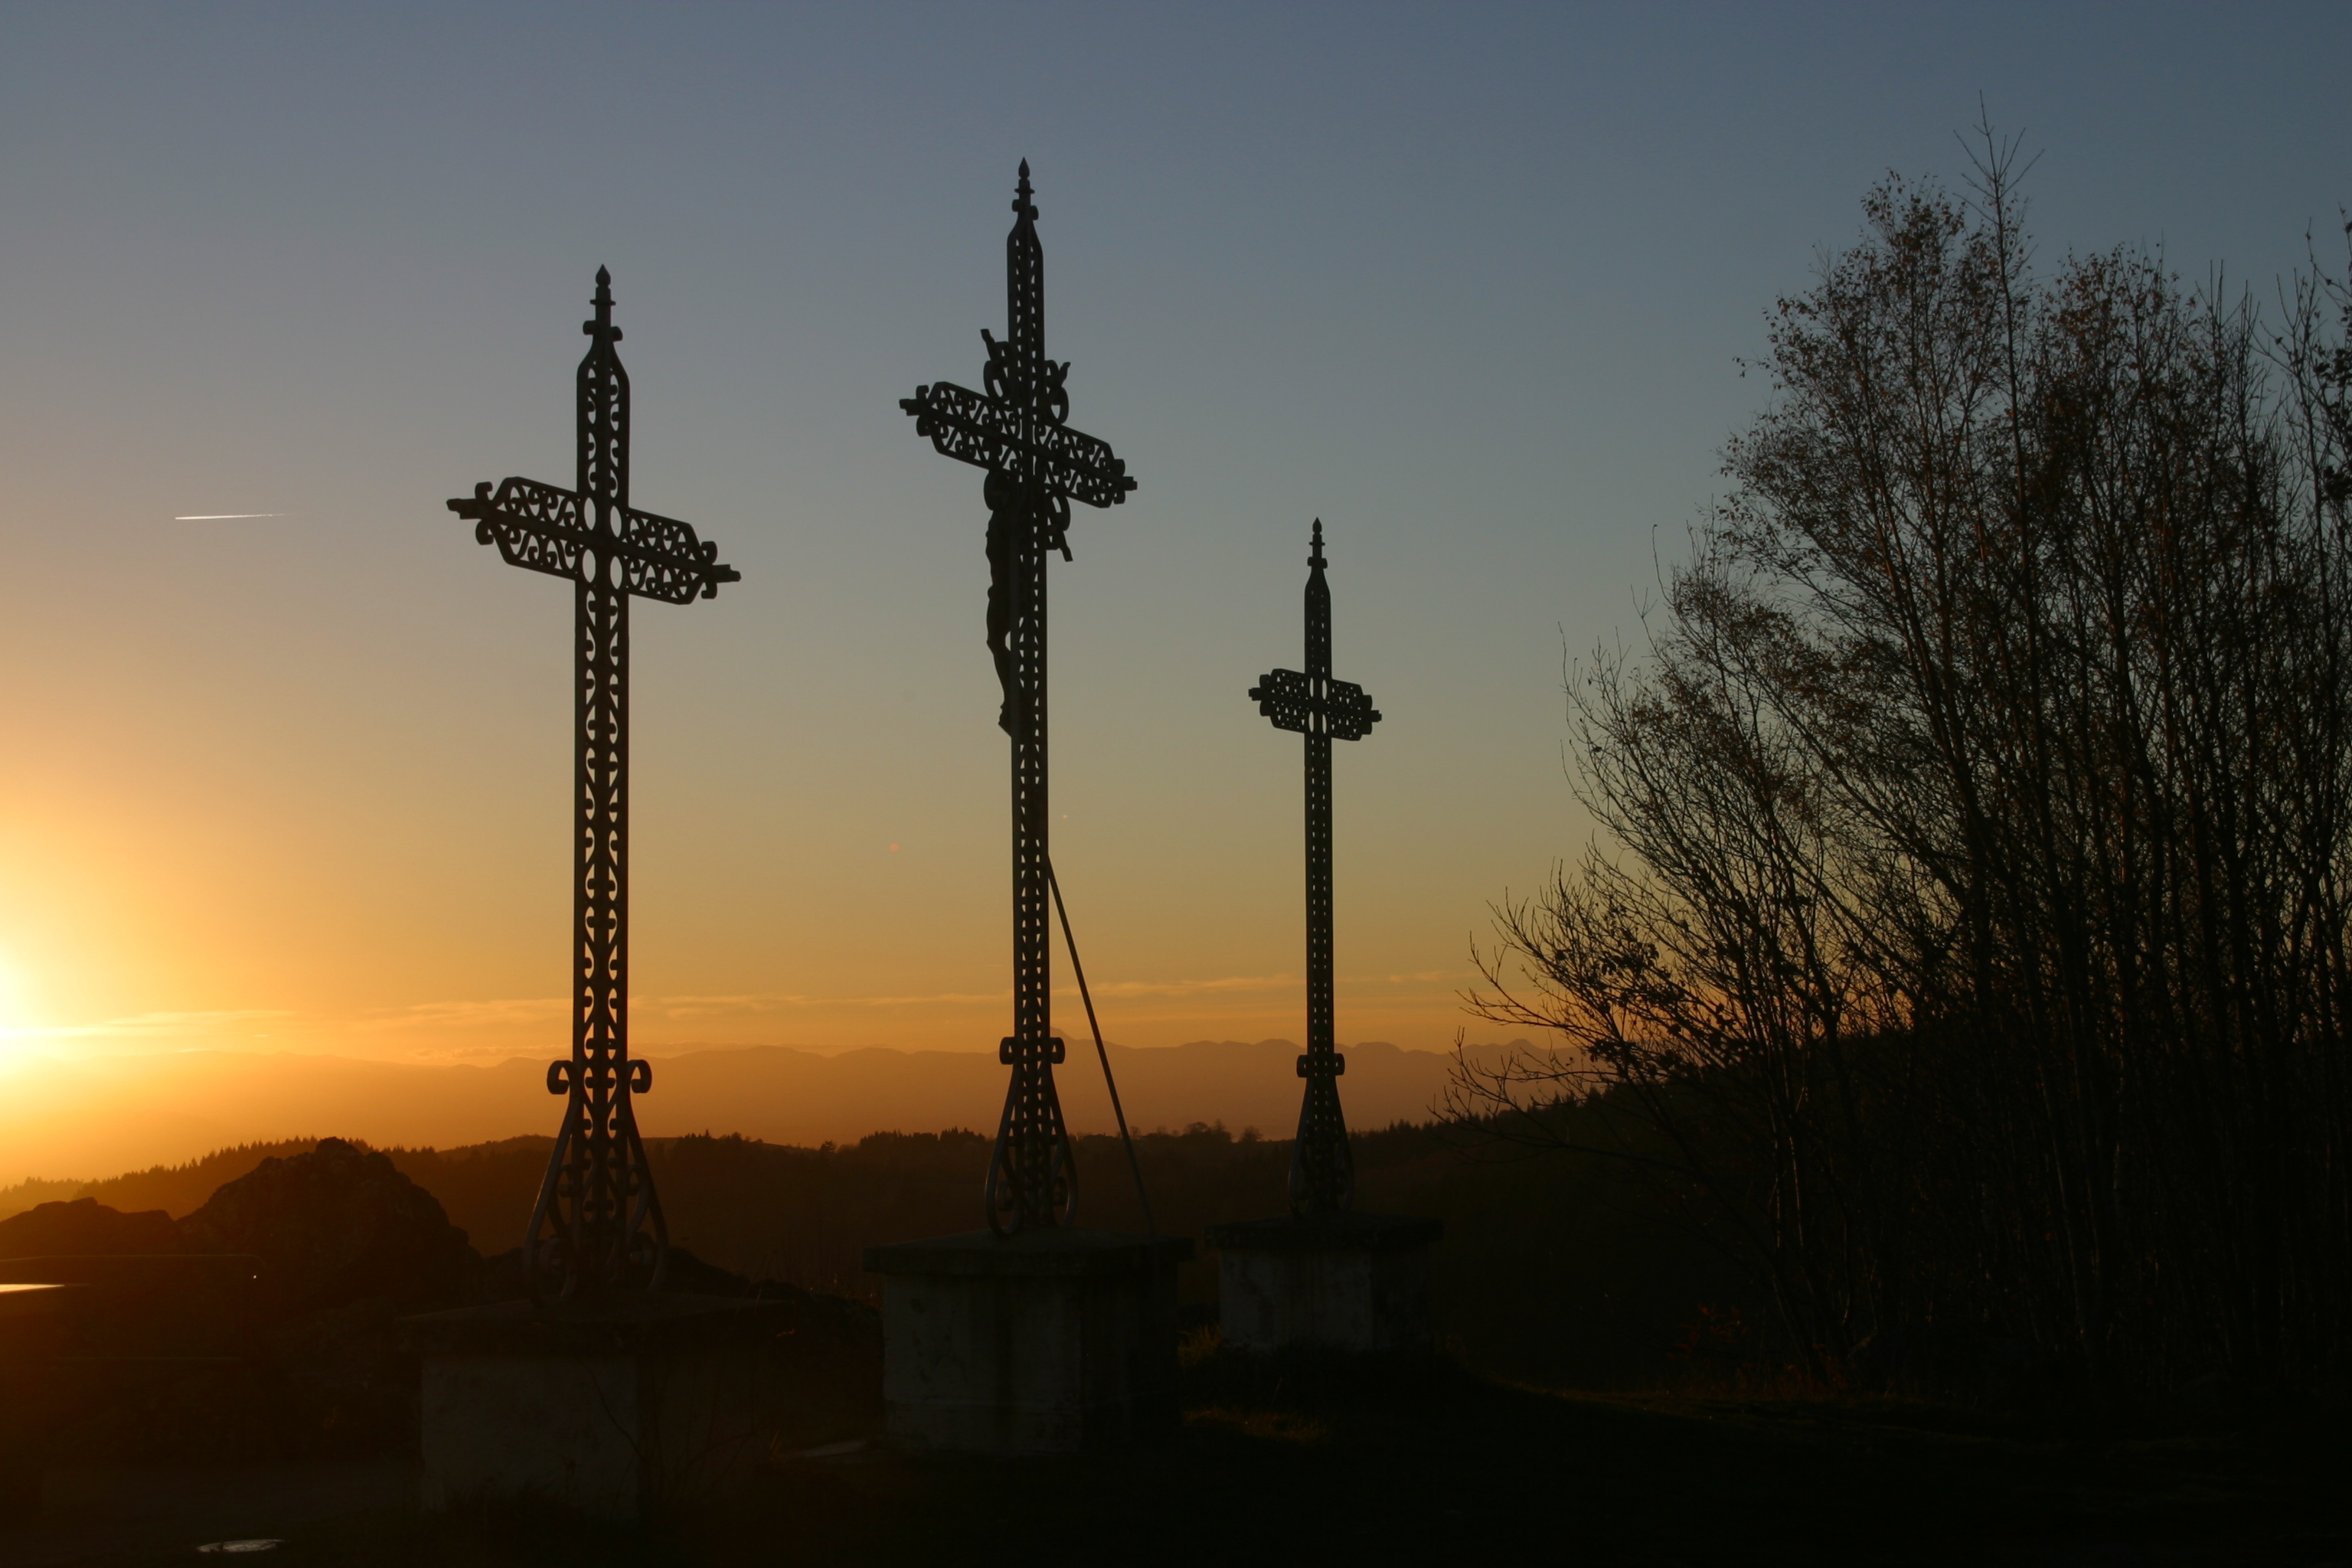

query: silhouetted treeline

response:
[389,1123,1741,1390]
[1,1138,346,1220]
[1457,139,2352,1401]
[4,1122,1749,1388]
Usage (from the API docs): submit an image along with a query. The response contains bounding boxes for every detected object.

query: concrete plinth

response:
[407,1293,790,1517]
[863,1228,1191,1454]
[1,1285,80,1513]
[1205,1212,1442,1354]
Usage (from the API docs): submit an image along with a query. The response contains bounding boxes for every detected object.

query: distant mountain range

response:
[0,1038,1504,1183]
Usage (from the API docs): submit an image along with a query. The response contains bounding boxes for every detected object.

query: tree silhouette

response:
[1455,132,2352,1398]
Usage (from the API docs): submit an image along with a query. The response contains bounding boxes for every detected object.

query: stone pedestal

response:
[407,1293,793,1517]
[0,1284,80,1514]
[0,1282,80,1353]
[1205,1212,1442,1354]
[863,1228,1191,1454]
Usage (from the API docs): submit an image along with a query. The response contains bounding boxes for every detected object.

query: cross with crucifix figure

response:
[1250,520,1380,1218]
[901,163,1137,1233]
[443,268,739,1296]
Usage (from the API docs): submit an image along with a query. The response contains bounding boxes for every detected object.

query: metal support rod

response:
[1048,858,1157,1236]
[902,163,1135,1233]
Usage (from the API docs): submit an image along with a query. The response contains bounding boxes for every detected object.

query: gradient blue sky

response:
[2,2,2347,1063]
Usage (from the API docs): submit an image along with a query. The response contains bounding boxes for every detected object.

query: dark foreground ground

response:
[8,1351,2346,1568]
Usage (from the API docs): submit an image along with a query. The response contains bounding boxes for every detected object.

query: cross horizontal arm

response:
[1250,668,1383,740]
[900,383,1136,508]
[449,478,741,604]
[1250,668,1317,735]
[1324,680,1380,740]
[620,505,739,604]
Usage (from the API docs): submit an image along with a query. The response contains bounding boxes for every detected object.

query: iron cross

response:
[445,268,739,1295]
[901,163,1137,1233]
[1250,521,1380,1218]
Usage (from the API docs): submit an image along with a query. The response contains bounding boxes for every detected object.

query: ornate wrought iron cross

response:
[1251,521,1380,1218]
[444,268,740,1295]
[901,163,1137,1233]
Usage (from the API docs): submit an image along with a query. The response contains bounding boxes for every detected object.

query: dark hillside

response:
[6,1119,1739,1390]
[24,1139,337,1222]
[379,1121,1736,1390]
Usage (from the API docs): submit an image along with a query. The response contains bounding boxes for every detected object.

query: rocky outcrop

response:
[178,1137,472,1315]
[0,1196,179,1259]
[9,1138,884,1466]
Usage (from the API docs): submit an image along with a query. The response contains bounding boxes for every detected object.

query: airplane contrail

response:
[174,513,287,520]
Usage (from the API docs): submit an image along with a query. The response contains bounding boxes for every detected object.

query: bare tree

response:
[1455,136,2352,1399]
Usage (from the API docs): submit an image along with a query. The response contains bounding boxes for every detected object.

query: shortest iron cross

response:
[444,266,739,1298]
[1251,519,1380,1218]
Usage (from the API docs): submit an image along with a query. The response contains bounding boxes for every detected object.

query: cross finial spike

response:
[1310,518,1327,569]
[586,267,618,339]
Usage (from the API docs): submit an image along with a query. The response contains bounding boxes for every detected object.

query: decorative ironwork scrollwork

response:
[900,163,1135,1233]
[1250,521,1380,1220]
[442,267,738,1296]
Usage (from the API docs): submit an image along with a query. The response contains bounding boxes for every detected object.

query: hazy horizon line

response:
[0,1034,1510,1067]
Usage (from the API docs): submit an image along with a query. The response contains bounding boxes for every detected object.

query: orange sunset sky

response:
[4,8,2344,1170]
